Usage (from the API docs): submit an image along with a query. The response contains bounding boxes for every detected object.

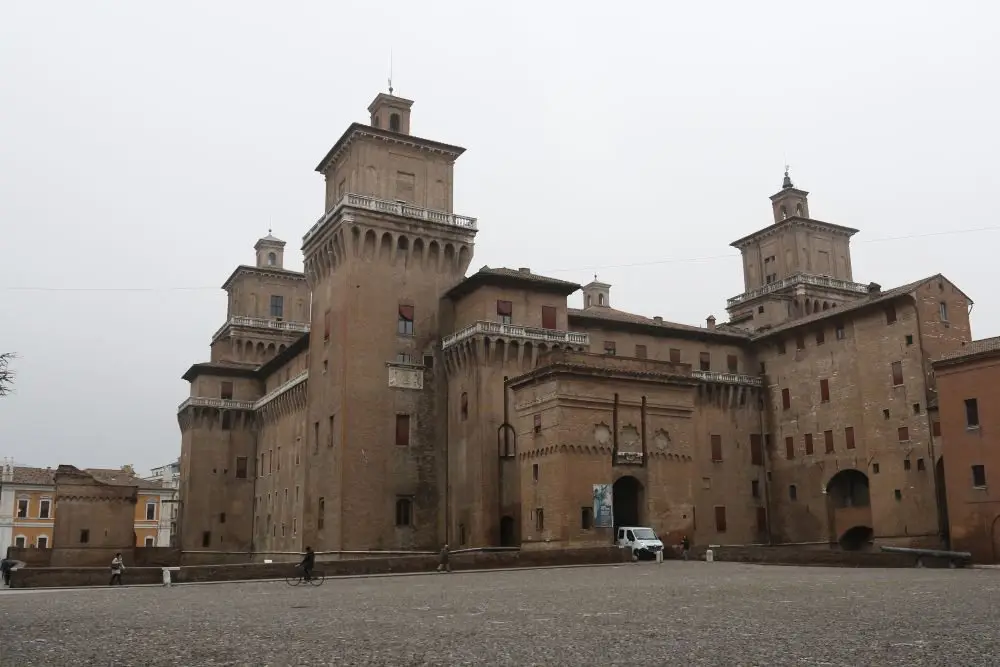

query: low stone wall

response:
[700,545,952,568]
[10,547,631,588]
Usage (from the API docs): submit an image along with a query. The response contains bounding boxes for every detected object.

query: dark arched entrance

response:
[499,516,516,547]
[613,476,644,529]
[826,469,873,550]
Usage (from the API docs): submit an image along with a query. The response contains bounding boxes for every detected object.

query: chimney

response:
[653,316,663,325]
[518,267,531,274]
[1,458,12,483]
[867,282,882,296]
[706,315,716,330]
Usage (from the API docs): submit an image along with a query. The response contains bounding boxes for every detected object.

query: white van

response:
[616,526,664,560]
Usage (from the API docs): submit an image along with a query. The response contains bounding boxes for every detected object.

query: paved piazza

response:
[1,562,999,666]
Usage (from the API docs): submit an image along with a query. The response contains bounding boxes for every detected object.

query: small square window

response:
[758,305,765,314]
[972,464,987,488]
[894,489,902,500]
[917,458,925,471]
[912,403,921,415]
[835,324,846,340]
[904,459,911,471]
[873,463,880,474]
[669,348,681,363]
[898,426,910,442]
[905,334,914,346]
[635,345,647,359]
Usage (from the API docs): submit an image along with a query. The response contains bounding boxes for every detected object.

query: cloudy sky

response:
[1,1,997,472]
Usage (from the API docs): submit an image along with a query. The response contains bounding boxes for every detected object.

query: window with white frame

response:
[145,502,156,521]
[14,535,26,548]
[37,535,48,549]
[39,498,51,519]
[144,536,155,547]
[16,498,28,518]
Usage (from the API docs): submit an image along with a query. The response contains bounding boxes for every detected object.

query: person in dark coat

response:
[437,543,451,573]
[680,536,691,561]
[299,546,316,581]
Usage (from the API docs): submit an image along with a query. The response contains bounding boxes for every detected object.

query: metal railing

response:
[442,321,590,350]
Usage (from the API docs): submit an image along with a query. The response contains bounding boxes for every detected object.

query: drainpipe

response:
[640,395,648,467]
[611,393,619,465]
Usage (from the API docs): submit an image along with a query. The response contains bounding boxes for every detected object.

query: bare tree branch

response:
[0,352,15,397]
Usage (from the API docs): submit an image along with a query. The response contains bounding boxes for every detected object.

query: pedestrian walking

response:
[437,543,451,573]
[109,552,125,586]
[680,536,691,561]
[0,554,13,587]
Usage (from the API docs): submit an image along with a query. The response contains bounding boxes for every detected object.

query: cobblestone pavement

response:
[2,562,999,666]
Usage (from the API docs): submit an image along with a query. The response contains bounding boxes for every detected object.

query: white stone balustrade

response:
[212,316,310,342]
[304,193,478,244]
[727,272,869,307]
[692,370,763,387]
[254,371,309,410]
[441,321,590,350]
[177,397,256,412]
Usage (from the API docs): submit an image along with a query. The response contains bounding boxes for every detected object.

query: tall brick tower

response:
[726,170,871,331]
[300,91,477,551]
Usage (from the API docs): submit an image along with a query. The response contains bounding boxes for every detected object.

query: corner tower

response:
[300,90,477,552]
[725,170,869,331]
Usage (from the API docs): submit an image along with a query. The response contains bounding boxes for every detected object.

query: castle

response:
[177,91,973,555]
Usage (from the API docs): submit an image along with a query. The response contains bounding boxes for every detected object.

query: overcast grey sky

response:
[2,1,998,472]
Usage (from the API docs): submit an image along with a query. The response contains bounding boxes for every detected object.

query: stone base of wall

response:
[9,547,632,589]
[700,545,959,568]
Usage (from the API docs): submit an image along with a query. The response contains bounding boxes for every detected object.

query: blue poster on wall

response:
[593,483,613,528]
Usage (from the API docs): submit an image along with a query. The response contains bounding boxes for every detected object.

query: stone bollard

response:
[656,550,663,564]
[705,548,715,563]
[162,568,171,587]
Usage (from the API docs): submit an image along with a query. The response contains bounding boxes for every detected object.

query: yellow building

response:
[0,461,176,551]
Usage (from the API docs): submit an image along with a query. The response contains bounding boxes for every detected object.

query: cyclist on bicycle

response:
[299,546,315,581]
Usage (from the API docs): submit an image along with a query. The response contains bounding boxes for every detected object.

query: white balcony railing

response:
[442,321,590,350]
[177,397,256,412]
[304,193,478,245]
[212,316,310,342]
[254,370,308,410]
[177,371,309,415]
[692,370,763,387]
[727,273,869,307]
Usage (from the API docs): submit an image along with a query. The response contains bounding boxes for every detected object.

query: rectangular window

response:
[395,414,410,447]
[541,305,557,330]
[16,498,28,518]
[727,355,738,373]
[932,421,941,437]
[202,531,211,547]
[146,502,156,521]
[891,361,904,386]
[885,305,897,325]
[714,506,727,533]
[635,345,647,359]
[905,334,914,346]
[460,392,468,421]
[533,414,542,434]
[750,434,763,466]
[824,430,834,454]
[835,324,845,340]
[898,426,910,442]
[532,463,539,481]
[39,499,51,519]
[328,415,335,447]
[781,388,790,410]
[234,456,248,479]
[751,480,760,498]
[581,507,594,529]
[395,353,412,364]
[669,348,681,363]
[845,427,855,450]
[815,329,825,345]
[711,434,723,462]
[313,421,319,454]
[972,464,987,488]
[220,381,233,400]
[324,309,331,341]
[220,512,227,524]
[144,536,154,547]
[497,300,513,325]
[535,508,544,531]
[796,334,805,350]
[14,536,25,548]
[789,485,797,501]
[397,305,414,335]
[270,295,284,318]
[395,497,413,527]
[785,436,794,460]
[820,379,830,402]
[318,497,325,529]
[804,433,814,455]
[604,340,616,355]
[221,412,232,430]
[699,352,711,371]
[904,459,912,471]
[777,339,786,354]
[939,301,948,321]
[80,529,90,544]
[966,398,980,428]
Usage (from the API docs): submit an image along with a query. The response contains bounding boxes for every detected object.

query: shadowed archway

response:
[613,476,644,529]
[500,516,516,547]
[826,469,873,550]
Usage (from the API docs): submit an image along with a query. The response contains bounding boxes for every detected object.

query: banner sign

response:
[593,483,613,528]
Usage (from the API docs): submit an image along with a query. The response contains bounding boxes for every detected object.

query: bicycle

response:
[285,565,325,586]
